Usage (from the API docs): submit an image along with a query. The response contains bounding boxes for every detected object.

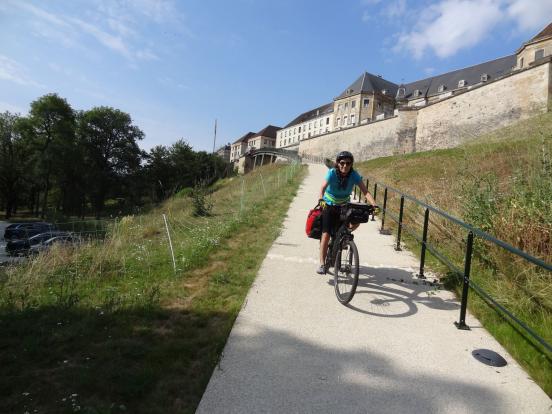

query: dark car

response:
[6,231,70,256]
[3,222,56,241]
[28,234,81,255]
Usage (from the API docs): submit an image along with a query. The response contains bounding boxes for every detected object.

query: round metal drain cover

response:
[472,349,507,367]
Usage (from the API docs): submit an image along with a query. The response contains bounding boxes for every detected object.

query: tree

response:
[78,107,144,217]
[0,112,27,218]
[23,94,76,217]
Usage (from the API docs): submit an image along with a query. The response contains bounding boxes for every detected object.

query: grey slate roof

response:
[530,21,552,42]
[251,125,281,139]
[284,102,333,128]
[335,72,399,100]
[399,54,517,100]
[232,132,255,145]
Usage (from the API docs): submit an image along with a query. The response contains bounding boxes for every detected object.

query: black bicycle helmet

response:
[336,151,354,163]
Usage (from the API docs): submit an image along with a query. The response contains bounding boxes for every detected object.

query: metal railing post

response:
[395,196,404,251]
[455,231,474,330]
[418,208,429,279]
[372,183,378,221]
[380,187,388,233]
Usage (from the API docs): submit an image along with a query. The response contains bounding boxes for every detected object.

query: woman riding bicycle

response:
[317,151,376,274]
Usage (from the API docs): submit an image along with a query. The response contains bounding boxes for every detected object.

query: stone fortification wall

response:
[295,60,550,164]
[298,114,419,162]
[415,61,551,151]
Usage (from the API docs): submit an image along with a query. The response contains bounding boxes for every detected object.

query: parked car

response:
[28,234,81,255]
[3,222,56,241]
[5,231,71,256]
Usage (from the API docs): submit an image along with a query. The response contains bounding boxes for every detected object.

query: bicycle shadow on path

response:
[327,266,460,318]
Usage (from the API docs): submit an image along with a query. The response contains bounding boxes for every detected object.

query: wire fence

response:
[0,162,304,312]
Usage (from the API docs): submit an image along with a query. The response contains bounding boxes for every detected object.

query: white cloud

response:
[394,0,502,59]
[506,0,552,32]
[10,1,185,62]
[383,0,407,19]
[392,0,552,59]
[0,55,43,87]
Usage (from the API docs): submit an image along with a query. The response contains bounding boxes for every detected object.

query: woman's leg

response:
[320,231,330,265]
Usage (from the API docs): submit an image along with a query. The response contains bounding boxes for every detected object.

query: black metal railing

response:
[352,178,552,355]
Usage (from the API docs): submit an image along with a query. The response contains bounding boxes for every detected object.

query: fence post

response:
[163,214,177,275]
[372,183,378,221]
[455,231,474,330]
[380,187,388,233]
[395,196,404,251]
[418,208,430,279]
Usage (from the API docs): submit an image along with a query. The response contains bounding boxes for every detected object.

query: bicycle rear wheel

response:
[334,238,359,304]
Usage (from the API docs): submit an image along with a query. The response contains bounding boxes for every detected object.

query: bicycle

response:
[323,202,376,304]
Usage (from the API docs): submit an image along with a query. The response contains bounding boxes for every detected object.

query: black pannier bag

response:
[342,202,371,224]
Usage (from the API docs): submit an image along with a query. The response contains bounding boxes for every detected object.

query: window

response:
[377,103,382,109]
[351,100,356,108]
[458,80,466,88]
[413,89,421,97]
[298,126,301,133]
[294,128,296,134]
[397,88,405,98]
[519,57,524,68]
[343,115,348,125]
[363,98,370,107]
[351,114,355,125]
[437,85,446,92]
[338,103,342,111]
[535,49,545,60]
[326,117,329,125]
[480,73,488,82]
[345,102,348,110]
[309,123,312,130]
[336,117,341,126]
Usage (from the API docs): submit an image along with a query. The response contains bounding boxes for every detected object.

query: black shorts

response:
[321,204,341,235]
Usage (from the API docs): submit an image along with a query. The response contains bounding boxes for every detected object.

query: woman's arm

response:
[358,181,376,205]
[319,180,328,200]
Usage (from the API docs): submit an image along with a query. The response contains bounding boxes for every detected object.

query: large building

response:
[275,22,552,151]
[231,22,552,167]
[230,125,281,164]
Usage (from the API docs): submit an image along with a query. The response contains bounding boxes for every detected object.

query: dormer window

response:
[458,80,466,88]
[535,49,545,60]
[413,89,422,97]
[397,87,405,98]
[481,73,488,82]
[437,85,446,93]
[382,89,387,95]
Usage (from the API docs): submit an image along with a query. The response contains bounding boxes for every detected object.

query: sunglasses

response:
[338,161,352,166]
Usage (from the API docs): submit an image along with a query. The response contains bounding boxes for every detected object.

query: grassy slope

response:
[356,111,552,396]
[0,163,306,414]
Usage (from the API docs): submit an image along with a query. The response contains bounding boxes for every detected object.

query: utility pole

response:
[212,119,217,153]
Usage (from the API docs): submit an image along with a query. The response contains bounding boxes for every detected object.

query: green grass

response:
[356,111,552,396]
[0,162,306,414]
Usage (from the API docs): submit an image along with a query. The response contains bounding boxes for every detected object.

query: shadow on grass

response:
[0,304,233,414]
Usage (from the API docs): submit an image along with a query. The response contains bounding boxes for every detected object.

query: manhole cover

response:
[472,349,507,367]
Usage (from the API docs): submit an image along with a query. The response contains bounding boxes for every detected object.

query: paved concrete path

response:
[197,164,551,414]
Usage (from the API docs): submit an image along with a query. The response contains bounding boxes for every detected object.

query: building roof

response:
[284,102,334,128]
[530,21,552,42]
[251,125,281,139]
[399,54,517,100]
[335,72,399,100]
[232,131,255,145]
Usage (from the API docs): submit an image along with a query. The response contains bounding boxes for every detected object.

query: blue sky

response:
[1,0,551,152]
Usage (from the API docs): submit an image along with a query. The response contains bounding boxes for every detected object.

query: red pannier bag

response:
[306,205,323,239]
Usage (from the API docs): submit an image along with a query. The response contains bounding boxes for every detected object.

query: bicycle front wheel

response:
[334,238,360,304]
